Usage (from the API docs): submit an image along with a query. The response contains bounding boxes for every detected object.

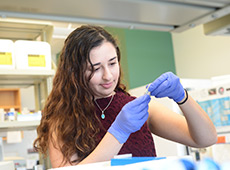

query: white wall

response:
[172,25,230,79]
[20,86,35,111]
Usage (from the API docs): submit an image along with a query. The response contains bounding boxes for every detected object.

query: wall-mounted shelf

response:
[0,19,54,170]
[0,19,53,43]
[0,69,55,77]
[0,69,55,87]
[0,120,40,132]
[0,69,55,111]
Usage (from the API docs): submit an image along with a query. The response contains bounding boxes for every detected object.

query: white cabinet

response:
[0,69,55,170]
[0,19,55,169]
[0,69,55,130]
[0,121,40,132]
[0,69,55,169]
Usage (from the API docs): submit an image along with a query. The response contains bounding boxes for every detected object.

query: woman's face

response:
[86,41,120,99]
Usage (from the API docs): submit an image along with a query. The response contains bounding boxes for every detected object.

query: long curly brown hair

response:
[33,25,129,166]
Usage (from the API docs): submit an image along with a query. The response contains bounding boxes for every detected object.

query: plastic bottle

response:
[8,108,16,121]
[0,108,5,122]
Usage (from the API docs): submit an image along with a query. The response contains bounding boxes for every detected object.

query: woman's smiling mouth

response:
[101,82,113,89]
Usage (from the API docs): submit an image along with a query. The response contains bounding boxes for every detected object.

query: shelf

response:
[0,105,21,110]
[0,120,40,132]
[0,69,55,87]
[0,19,53,42]
[0,69,55,78]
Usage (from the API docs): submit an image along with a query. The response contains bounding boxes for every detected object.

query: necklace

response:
[94,95,114,119]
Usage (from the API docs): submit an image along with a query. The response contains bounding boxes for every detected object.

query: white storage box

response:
[0,39,15,69]
[15,40,51,70]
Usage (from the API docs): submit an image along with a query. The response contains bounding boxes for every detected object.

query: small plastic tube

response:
[145,84,151,96]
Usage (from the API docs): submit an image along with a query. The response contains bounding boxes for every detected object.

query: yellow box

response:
[0,39,15,69]
[15,40,51,70]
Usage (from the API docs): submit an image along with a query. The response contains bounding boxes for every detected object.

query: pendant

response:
[101,111,105,119]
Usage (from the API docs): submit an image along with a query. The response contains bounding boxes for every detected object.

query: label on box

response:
[28,54,46,67]
[0,52,12,65]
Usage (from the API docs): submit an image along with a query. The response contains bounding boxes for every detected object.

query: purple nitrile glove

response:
[147,72,185,103]
[108,94,151,144]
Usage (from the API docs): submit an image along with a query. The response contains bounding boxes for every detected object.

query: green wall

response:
[106,27,176,90]
[105,27,130,88]
[125,29,176,89]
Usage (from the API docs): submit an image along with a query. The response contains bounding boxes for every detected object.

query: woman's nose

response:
[103,67,112,80]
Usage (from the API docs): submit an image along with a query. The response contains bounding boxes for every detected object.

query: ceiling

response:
[1,0,230,54]
[1,0,230,32]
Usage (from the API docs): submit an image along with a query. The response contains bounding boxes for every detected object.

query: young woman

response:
[34,25,217,168]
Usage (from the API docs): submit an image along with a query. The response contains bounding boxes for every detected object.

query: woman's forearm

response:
[179,94,217,147]
[79,132,123,165]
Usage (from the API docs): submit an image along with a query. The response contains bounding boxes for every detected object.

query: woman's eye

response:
[94,67,100,71]
[110,62,117,66]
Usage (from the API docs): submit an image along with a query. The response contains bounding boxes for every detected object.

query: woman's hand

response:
[108,94,151,144]
[147,72,185,103]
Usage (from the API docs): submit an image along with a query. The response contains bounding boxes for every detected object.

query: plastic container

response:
[8,108,16,121]
[14,40,51,70]
[0,39,15,69]
[0,108,5,122]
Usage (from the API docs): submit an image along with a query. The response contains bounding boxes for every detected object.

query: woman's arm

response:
[49,132,123,168]
[49,94,150,168]
[79,132,123,164]
[179,94,217,146]
[146,72,217,148]
[148,94,217,148]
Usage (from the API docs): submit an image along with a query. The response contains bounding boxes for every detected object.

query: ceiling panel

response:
[0,0,230,55]
[0,0,230,39]
[0,0,230,32]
